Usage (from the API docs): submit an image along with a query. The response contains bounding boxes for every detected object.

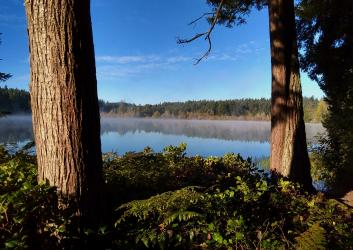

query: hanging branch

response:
[177,0,225,65]
[188,12,214,26]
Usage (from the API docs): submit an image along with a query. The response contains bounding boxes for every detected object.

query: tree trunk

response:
[25,0,103,226]
[268,0,313,189]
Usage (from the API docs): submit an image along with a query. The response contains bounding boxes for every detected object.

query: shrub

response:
[1,144,352,249]
[110,145,353,249]
[0,148,86,249]
[103,143,252,206]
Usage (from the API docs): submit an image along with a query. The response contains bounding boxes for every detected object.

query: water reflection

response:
[101,118,270,142]
[101,117,324,143]
[0,115,325,157]
[0,115,33,143]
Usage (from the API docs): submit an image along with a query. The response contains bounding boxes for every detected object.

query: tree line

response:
[0,87,326,123]
[100,97,326,122]
[0,86,31,114]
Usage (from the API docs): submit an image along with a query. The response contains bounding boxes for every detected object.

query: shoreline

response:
[1,113,323,124]
[100,112,324,124]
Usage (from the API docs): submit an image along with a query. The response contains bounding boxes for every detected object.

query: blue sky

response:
[0,0,323,104]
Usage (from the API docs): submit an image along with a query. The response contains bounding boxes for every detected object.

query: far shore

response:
[100,112,324,124]
[1,112,323,124]
[100,112,270,121]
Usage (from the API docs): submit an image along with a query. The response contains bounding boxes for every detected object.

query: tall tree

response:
[25,0,103,226]
[178,0,312,189]
[297,0,353,193]
[268,0,312,188]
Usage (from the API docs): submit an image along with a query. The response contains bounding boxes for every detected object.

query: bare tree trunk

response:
[25,0,103,226]
[268,0,313,189]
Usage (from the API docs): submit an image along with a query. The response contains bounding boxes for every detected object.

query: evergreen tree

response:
[98,97,321,122]
[297,0,353,193]
[0,87,31,113]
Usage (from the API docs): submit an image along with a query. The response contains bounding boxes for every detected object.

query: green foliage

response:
[0,147,104,249]
[308,148,332,185]
[205,0,267,28]
[115,187,204,248]
[297,0,353,194]
[114,163,353,249]
[104,143,251,206]
[303,97,327,123]
[110,145,353,249]
[1,144,352,249]
[295,223,326,250]
[0,148,57,248]
[99,98,271,120]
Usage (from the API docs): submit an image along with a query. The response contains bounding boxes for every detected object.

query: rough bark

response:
[268,0,313,189]
[25,0,103,225]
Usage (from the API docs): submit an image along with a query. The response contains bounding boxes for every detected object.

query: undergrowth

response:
[0,144,352,249]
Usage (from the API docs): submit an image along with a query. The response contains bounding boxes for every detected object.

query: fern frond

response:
[163,210,201,226]
[295,223,326,250]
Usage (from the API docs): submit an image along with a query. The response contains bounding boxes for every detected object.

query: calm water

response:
[0,115,325,159]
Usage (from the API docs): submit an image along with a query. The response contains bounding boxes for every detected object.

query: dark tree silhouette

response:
[297,0,353,196]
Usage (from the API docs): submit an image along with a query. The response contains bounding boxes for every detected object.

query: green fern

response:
[163,210,201,226]
[115,186,203,226]
[295,223,326,250]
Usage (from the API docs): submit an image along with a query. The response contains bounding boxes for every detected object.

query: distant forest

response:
[0,86,30,114]
[99,97,327,123]
[0,87,326,122]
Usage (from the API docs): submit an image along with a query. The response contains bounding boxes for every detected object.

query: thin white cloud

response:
[96,54,192,65]
[96,61,176,80]
[166,56,192,64]
[208,53,239,62]
[96,41,263,80]
[96,55,160,64]
[97,65,137,78]
[235,44,252,54]
[208,41,264,61]
[95,54,191,79]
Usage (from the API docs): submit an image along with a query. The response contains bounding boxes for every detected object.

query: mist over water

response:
[0,115,33,144]
[0,115,325,158]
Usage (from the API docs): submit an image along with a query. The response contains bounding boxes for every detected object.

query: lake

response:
[0,115,325,159]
